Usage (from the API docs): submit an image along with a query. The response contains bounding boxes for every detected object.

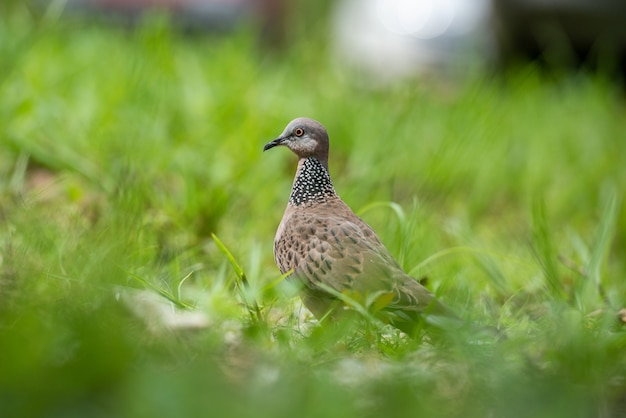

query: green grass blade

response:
[357,201,406,225]
[125,270,193,310]
[357,201,408,263]
[263,269,293,293]
[586,190,620,305]
[316,282,383,327]
[211,233,248,285]
[531,199,565,299]
[211,233,262,321]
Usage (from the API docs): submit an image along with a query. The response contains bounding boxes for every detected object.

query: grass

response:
[1,3,626,417]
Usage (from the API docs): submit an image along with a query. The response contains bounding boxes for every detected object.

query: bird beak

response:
[263,136,287,152]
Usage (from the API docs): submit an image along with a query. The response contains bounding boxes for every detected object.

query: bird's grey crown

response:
[289,157,336,206]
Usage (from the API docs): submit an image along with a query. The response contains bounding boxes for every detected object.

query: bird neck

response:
[289,157,337,206]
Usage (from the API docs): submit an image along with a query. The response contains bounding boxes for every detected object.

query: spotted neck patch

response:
[289,157,337,206]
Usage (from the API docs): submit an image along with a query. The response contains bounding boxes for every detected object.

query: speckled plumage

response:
[288,157,335,206]
[264,118,456,333]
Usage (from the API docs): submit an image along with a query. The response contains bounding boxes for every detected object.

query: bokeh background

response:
[1,1,625,417]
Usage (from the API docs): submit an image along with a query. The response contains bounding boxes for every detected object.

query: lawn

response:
[1,3,625,417]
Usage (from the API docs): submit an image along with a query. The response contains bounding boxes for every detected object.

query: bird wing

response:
[291,212,439,315]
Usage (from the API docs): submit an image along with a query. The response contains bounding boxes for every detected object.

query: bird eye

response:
[294,128,304,137]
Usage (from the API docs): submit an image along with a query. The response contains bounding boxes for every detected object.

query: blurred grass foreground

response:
[1,1,626,417]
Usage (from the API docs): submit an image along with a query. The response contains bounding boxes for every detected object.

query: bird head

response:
[263,118,330,167]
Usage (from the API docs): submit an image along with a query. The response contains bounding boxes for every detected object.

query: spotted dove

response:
[263,118,458,334]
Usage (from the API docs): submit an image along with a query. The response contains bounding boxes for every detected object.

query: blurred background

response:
[36,0,626,80]
[1,1,626,417]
